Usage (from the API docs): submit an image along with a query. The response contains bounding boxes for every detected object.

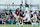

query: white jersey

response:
[23,13,30,21]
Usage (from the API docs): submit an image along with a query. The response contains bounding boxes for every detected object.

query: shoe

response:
[21,23,23,25]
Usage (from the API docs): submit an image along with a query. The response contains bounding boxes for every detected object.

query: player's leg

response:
[21,17,23,25]
[29,19,33,24]
[2,21,6,24]
[15,15,19,25]
[32,20,38,27]
[16,17,19,25]
[18,18,22,26]
[18,17,23,26]
[16,19,19,25]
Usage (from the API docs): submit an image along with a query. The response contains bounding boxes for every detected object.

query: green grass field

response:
[0,24,40,27]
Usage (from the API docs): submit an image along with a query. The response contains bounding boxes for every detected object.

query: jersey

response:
[23,13,30,22]
[15,9,19,16]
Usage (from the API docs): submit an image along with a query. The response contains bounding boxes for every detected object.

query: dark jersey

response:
[19,12,25,17]
[19,13,23,17]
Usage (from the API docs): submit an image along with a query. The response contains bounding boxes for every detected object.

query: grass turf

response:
[0,24,40,27]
